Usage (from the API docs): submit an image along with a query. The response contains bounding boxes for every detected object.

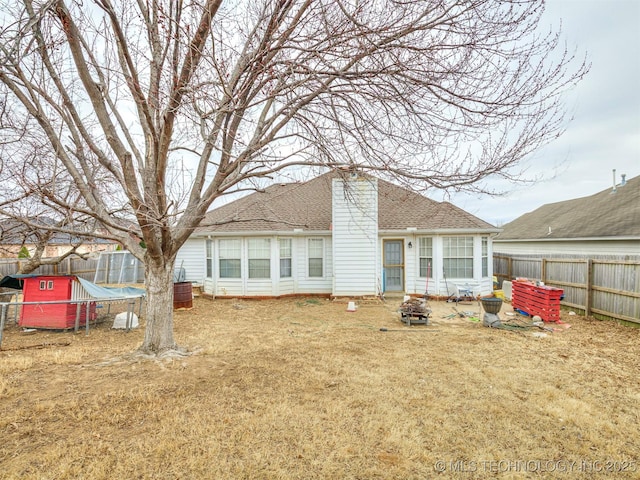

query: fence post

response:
[85,301,91,335]
[541,258,547,283]
[74,302,82,333]
[586,259,593,317]
[507,257,512,281]
[0,304,7,350]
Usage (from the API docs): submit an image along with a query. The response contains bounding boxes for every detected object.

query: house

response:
[493,174,640,257]
[176,171,500,298]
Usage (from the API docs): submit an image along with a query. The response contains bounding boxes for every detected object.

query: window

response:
[482,237,488,277]
[419,237,433,277]
[219,239,241,278]
[39,280,46,290]
[206,239,214,278]
[279,238,292,278]
[248,238,271,279]
[308,238,323,277]
[443,236,473,278]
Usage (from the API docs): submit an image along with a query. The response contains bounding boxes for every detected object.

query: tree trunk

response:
[17,244,45,274]
[140,256,177,354]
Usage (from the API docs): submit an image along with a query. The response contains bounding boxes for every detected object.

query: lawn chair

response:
[447,283,475,304]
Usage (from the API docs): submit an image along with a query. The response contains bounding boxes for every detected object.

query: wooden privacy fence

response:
[494,254,640,324]
[0,257,98,281]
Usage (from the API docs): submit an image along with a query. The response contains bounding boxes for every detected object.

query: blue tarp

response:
[0,274,144,299]
[77,277,145,299]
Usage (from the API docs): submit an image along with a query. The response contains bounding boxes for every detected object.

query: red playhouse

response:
[512,279,564,323]
[19,275,97,329]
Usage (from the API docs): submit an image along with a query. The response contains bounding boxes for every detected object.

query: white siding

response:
[245,280,273,295]
[332,177,379,296]
[276,278,295,296]
[295,236,333,294]
[175,238,206,283]
[203,278,215,296]
[404,235,418,294]
[494,239,640,257]
[216,279,244,297]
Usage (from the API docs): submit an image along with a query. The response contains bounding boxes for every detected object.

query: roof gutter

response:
[378,228,502,235]
[192,230,332,238]
[194,228,502,238]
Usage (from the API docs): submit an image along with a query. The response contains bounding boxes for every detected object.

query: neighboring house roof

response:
[196,171,497,234]
[496,174,640,241]
[0,218,114,245]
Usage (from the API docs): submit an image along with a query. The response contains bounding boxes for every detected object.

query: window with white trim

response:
[248,238,271,279]
[482,237,488,277]
[308,238,323,277]
[206,239,214,278]
[279,238,292,278]
[443,236,473,278]
[219,239,241,278]
[419,237,433,277]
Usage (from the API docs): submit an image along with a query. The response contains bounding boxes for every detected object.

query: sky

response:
[446,0,640,226]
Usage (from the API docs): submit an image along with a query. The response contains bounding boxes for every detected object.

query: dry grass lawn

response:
[1,296,639,479]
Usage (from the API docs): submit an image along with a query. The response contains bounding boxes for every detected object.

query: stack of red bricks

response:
[512,280,564,323]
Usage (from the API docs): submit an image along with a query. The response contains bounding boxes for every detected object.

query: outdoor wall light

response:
[408,241,413,249]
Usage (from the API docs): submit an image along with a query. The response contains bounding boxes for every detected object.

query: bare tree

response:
[0,119,114,273]
[0,0,588,355]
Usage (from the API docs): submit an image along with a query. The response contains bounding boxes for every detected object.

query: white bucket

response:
[112,312,139,329]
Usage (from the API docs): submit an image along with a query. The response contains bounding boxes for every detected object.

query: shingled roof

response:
[496,174,640,240]
[196,171,496,234]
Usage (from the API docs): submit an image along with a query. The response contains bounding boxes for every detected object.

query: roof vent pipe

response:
[620,174,627,186]
[612,169,617,193]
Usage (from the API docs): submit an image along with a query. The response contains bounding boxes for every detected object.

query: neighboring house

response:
[176,171,500,298]
[494,174,640,257]
[0,219,118,259]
